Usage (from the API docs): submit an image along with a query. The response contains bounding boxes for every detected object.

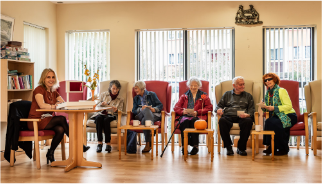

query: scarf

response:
[109,90,119,100]
[264,84,292,128]
[187,90,202,109]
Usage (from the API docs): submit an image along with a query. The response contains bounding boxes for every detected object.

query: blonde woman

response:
[28,68,90,164]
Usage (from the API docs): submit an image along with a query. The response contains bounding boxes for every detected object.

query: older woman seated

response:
[132,81,163,153]
[261,73,297,155]
[173,77,213,155]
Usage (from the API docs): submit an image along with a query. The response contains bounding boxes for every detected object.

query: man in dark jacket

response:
[215,76,255,156]
[132,81,163,153]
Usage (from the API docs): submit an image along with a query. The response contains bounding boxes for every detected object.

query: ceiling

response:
[50,0,142,4]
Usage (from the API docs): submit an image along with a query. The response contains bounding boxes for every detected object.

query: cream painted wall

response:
[1,1,57,70]
[56,1,321,111]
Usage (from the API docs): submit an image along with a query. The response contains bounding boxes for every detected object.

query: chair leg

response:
[34,140,41,169]
[33,143,36,161]
[171,134,174,153]
[206,134,209,150]
[178,134,182,147]
[256,135,259,154]
[10,150,15,167]
[138,133,142,146]
[218,134,221,153]
[297,136,300,150]
[305,135,309,155]
[40,140,45,150]
[164,133,168,146]
[311,136,313,150]
[61,136,66,160]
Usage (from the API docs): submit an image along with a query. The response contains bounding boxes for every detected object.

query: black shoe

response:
[275,150,288,156]
[83,145,90,152]
[96,144,103,153]
[263,146,272,154]
[105,145,112,153]
[237,148,247,156]
[190,147,199,155]
[226,147,234,156]
[46,149,55,164]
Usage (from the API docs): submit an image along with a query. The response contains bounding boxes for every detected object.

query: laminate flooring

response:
[1,143,321,183]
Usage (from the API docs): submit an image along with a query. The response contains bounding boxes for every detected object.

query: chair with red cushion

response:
[127,81,172,150]
[171,80,212,153]
[277,80,309,155]
[8,101,65,170]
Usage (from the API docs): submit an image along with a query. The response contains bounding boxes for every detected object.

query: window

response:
[23,22,47,82]
[137,28,234,144]
[65,30,110,97]
[264,26,314,114]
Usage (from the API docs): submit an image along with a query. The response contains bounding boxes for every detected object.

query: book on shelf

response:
[7,74,32,90]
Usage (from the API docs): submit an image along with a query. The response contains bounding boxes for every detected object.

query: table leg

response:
[184,131,188,161]
[271,134,274,161]
[156,129,158,156]
[151,130,154,160]
[252,134,254,161]
[124,129,127,155]
[256,134,259,154]
[118,129,121,160]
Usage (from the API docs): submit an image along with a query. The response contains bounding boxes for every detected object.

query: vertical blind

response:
[137,28,234,144]
[66,31,110,97]
[24,22,46,83]
[264,26,314,113]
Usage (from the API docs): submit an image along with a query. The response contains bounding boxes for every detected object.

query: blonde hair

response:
[38,68,59,91]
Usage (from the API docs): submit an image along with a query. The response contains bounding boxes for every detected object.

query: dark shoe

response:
[263,146,272,154]
[275,150,288,156]
[237,148,247,156]
[190,147,199,155]
[83,145,90,152]
[105,145,112,153]
[181,148,185,155]
[46,149,55,164]
[96,144,103,153]
[226,147,234,156]
[142,142,151,153]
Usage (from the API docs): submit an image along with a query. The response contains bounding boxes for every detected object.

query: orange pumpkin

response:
[194,119,207,130]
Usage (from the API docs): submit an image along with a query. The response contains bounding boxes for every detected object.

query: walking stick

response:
[160,121,181,158]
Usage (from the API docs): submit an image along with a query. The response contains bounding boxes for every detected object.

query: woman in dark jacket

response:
[132,81,163,153]
[174,77,213,155]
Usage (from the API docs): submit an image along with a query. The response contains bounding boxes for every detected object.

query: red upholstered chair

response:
[127,81,172,150]
[9,101,65,169]
[170,80,212,153]
[265,80,309,155]
[56,80,88,120]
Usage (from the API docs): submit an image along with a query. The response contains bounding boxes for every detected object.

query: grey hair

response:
[232,76,244,85]
[109,80,121,90]
[186,77,202,88]
[134,81,146,90]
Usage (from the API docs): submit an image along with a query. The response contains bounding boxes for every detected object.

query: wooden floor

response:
[1,143,321,183]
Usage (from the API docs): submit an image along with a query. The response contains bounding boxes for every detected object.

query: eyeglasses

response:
[264,78,273,82]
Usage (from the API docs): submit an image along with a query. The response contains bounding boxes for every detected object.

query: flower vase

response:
[91,90,96,108]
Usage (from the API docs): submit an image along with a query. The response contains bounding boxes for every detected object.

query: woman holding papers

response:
[261,73,297,155]
[89,80,124,153]
[28,68,90,164]
[173,77,213,155]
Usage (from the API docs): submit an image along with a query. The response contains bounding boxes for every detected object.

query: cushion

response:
[290,130,305,136]
[87,119,117,128]
[19,130,55,137]
[290,122,305,131]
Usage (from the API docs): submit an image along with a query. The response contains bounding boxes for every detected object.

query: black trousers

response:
[263,113,297,151]
[218,116,253,151]
[94,114,116,143]
[179,117,200,147]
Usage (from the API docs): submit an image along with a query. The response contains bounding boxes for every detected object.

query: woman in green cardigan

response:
[261,73,297,156]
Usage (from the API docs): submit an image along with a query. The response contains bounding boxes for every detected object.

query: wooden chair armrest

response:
[117,111,122,127]
[207,111,212,129]
[254,112,259,125]
[126,111,132,125]
[265,112,269,119]
[171,111,176,130]
[308,112,317,118]
[20,119,41,122]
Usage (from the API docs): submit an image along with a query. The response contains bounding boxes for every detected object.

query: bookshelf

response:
[1,59,34,152]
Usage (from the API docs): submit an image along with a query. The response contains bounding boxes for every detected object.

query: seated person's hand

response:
[101,101,107,106]
[55,101,63,105]
[149,107,156,113]
[239,113,249,118]
[183,109,188,115]
[265,106,274,111]
[193,111,197,117]
[112,106,118,112]
[217,108,224,116]
[142,105,147,110]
